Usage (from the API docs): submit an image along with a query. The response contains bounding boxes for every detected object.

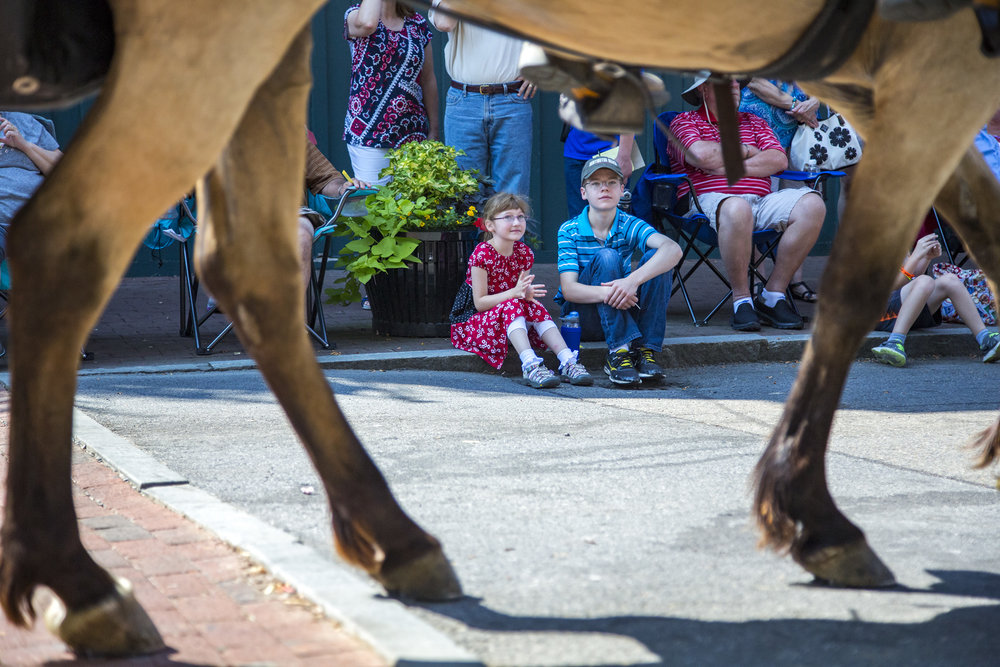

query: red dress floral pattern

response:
[343,7,432,149]
[451,241,553,368]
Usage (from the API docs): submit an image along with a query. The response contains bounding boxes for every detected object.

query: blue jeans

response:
[564,157,588,219]
[445,88,533,233]
[563,247,671,351]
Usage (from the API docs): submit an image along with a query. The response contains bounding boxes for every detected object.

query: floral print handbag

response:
[788,113,863,170]
[932,262,997,326]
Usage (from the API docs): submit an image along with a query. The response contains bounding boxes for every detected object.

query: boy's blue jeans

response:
[562,247,671,351]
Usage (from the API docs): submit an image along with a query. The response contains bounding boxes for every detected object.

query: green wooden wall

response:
[38,3,838,275]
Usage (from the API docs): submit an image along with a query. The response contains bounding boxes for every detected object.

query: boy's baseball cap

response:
[580,155,624,185]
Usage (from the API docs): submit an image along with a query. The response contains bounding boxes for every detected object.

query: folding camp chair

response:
[150,188,372,354]
[307,186,375,348]
[633,110,843,326]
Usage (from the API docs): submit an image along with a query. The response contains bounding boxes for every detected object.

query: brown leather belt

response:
[449,81,521,95]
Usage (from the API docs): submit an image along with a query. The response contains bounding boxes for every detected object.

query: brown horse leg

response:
[192,31,460,601]
[0,0,327,654]
[933,148,1000,468]
[753,149,959,587]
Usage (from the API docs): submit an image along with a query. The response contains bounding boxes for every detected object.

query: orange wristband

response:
[900,267,916,281]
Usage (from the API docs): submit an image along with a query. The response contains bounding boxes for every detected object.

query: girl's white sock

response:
[519,348,541,369]
[556,348,576,367]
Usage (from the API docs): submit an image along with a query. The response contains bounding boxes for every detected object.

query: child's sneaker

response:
[559,357,594,386]
[632,345,665,380]
[523,361,561,389]
[871,339,907,367]
[981,331,1000,363]
[603,349,640,386]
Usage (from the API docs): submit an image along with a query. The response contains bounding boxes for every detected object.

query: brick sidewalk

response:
[0,391,386,666]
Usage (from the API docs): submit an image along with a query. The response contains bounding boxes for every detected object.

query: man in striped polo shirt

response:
[555,156,681,386]
[669,76,826,332]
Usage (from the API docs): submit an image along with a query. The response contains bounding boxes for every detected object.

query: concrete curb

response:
[46,326,981,379]
[70,408,480,666]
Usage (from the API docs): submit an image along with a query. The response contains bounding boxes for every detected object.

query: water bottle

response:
[561,311,581,354]
[804,159,819,176]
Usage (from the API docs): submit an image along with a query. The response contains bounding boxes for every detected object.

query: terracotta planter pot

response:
[366,229,479,337]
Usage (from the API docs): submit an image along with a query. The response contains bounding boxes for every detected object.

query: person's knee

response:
[909,274,936,299]
[789,192,826,229]
[934,272,964,296]
[717,197,752,228]
[589,247,623,276]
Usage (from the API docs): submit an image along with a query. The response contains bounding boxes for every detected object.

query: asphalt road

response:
[73,359,1000,666]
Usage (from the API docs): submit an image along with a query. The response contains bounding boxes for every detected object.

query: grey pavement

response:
[4,254,998,665]
[69,361,1000,666]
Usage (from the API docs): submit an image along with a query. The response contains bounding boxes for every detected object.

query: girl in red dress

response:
[450,193,593,388]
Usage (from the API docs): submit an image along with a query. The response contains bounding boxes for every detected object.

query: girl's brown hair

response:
[397,4,415,18]
[480,192,532,242]
[481,192,531,222]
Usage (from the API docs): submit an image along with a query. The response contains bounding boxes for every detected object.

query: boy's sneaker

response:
[523,361,561,389]
[730,302,760,332]
[559,359,594,386]
[872,339,907,367]
[754,296,804,330]
[632,346,665,380]
[604,349,641,386]
[981,332,1000,363]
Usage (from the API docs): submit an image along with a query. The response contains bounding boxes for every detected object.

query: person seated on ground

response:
[871,233,1000,366]
[668,75,826,332]
[300,135,371,289]
[0,112,63,263]
[555,155,682,387]
[449,192,593,389]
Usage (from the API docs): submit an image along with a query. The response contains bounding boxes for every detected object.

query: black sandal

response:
[789,281,818,303]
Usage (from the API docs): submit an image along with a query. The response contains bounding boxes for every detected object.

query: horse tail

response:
[969,415,1000,470]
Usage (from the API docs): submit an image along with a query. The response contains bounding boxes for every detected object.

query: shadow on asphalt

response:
[404,569,1000,666]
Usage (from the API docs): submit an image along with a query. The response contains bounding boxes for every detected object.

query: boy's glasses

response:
[585,179,622,190]
[492,214,527,223]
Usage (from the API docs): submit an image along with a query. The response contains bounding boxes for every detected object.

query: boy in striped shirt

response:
[555,156,681,386]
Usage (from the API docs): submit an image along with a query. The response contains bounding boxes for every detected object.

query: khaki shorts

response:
[690,187,818,232]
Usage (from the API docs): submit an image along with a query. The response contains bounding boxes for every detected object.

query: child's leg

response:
[890,275,936,336]
[534,320,567,354]
[507,317,536,362]
[926,273,987,337]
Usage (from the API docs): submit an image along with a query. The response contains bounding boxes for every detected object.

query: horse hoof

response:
[798,539,897,588]
[40,576,165,656]
[375,549,463,601]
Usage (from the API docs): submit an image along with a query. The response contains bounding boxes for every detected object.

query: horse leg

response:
[192,31,461,601]
[753,140,974,587]
[933,148,1000,468]
[0,0,326,654]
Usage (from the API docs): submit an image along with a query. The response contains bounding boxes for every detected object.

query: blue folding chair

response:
[307,186,376,348]
[633,110,843,326]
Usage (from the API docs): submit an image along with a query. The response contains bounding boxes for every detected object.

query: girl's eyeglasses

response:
[492,214,527,223]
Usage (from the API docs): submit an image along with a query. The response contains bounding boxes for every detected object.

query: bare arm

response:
[0,118,62,174]
[616,134,635,181]
[472,266,545,311]
[347,0,381,38]
[428,0,458,31]
[686,140,786,177]
[746,78,794,109]
[894,233,942,289]
[420,45,440,141]
[600,234,682,309]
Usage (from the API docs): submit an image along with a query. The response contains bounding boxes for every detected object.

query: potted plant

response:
[325,140,486,336]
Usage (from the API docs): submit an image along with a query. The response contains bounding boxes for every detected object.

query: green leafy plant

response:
[325,140,485,305]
